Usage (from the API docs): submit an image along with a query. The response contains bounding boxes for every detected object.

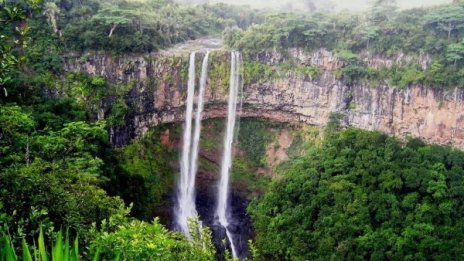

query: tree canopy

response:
[249,128,464,260]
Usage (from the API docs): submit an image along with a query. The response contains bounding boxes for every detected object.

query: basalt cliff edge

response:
[64,48,464,148]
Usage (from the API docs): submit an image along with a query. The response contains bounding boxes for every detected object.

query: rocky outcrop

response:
[64,49,464,148]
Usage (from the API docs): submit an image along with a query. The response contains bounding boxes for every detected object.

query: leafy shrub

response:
[90,218,216,261]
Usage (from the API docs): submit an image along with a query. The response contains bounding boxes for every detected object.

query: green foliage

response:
[0,105,35,165]
[54,0,263,53]
[1,227,80,261]
[243,61,274,86]
[278,60,321,79]
[0,105,125,245]
[225,2,464,89]
[392,64,425,88]
[29,97,87,130]
[231,158,271,196]
[359,25,380,49]
[335,64,370,85]
[334,50,371,85]
[425,5,464,41]
[238,119,274,168]
[107,98,128,127]
[63,73,107,113]
[225,13,331,53]
[335,49,359,62]
[369,0,398,23]
[208,52,230,94]
[446,39,464,65]
[108,128,176,220]
[0,0,42,98]
[294,65,320,79]
[0,1,229,260]
[249,128,464,260]
[89,217,216,261]
[4,0,464,260]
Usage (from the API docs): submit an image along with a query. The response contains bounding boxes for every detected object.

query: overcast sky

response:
[198,0,453,12]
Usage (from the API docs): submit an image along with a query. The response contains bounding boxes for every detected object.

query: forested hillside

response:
[225,0,464,88]
[0,0,224,259]
[2,0,464,260]
[250,125,464,260]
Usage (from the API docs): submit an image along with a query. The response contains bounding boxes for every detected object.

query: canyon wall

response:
[64,49,464,148]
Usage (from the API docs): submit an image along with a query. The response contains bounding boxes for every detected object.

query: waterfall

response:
[176,52,209,237]
[188,50,209,217]
[176,52,197,236]
[216,51,241,259]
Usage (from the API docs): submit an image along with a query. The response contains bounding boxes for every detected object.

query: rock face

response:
[64,49,464,148]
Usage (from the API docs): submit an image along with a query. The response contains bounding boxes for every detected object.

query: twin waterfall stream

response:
[175,51,243,259]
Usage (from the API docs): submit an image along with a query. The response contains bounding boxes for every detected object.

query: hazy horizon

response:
[176,0,453,12]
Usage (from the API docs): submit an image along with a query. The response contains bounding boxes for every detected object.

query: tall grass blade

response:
[38,227,48,261]
[92,248,100,261]
[3,236,17,261]
[22,238,33,261]
[63,230,70,261]
[52,231,63,261]
[70,237,78,261]
[1,236,6,261]
[33,241,39,261]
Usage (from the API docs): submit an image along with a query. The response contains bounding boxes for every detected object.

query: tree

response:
[370,0,398,23]
[0,115,125,244]
[0,1,30,97]
[43,2,61,36]
[92,2,131,38]
[446,39,464,66]
[425,5,464,41]
[360,25,379,49]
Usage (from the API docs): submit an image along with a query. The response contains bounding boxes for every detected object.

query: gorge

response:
[5,0,464,259]
[64,46,464,149]
[61,42,464,259]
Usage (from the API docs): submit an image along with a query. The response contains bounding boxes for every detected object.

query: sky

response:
[179,0,453,12]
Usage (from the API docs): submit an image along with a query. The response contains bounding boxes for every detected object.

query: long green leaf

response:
[38,227,48,261]
[1,237,6,261]
[63,230,70,261]
[70,237,78,261]
[52,231,63,261]
[22,238,33,261]
[92,248,100,261]
[4,236,17,261]
[0,240,3,261]
[33,241,39,261]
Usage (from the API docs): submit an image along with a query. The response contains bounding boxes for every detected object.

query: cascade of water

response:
[188,50,210,219]
[176,51,210,237]
[176,52,198,236]
[216,51,241,259]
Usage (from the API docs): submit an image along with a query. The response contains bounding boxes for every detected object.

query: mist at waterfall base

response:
[173,51,251,259]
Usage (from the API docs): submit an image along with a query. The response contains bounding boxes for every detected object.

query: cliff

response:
[63,47,464,148]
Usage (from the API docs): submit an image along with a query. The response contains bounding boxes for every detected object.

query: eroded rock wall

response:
[64,49,464,148]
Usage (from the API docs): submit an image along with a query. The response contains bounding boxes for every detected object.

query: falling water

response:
[176,52,197,236]
[216,51,241,258]
[188,51,210,219]
[176,51,210,237]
